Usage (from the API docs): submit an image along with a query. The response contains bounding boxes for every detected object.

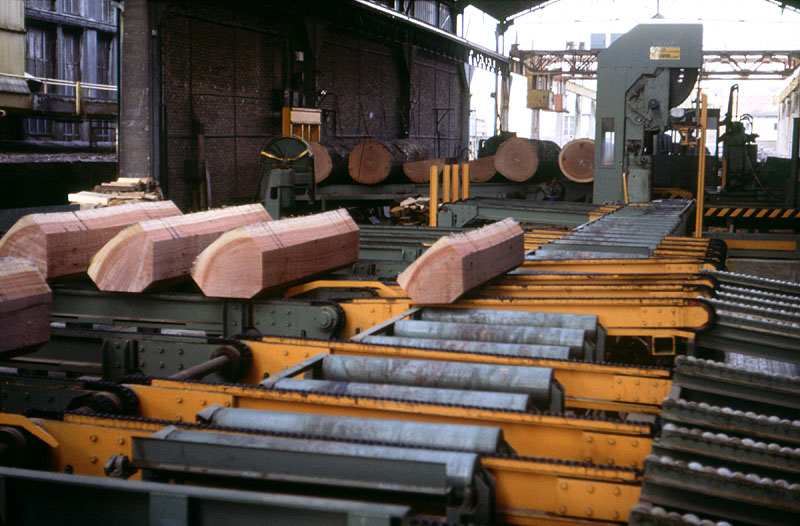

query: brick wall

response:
[158,4,467,209]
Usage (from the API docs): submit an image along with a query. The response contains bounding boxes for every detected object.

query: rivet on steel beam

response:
[304,352,309,358]
[559,482,568,490]
[558,506,567,515]
[615,378,622,384]
[613,510,620,520]
[613,487,621,496]
[585,435,593,443]
[117,438,125,445]
[283,351,289,356]
[586,484,594,494]
[614,394,621,400]
[585,507,593,517]
[651,397,658,403]
[176,397,183,404]
[584,456,592,462]
[634,379,640,386]
[224,401,231,407]
[200,399,207,406]
[607,458,615,465]
[89,435,97,442]
[631,439,638,447]
[90,456,97,464]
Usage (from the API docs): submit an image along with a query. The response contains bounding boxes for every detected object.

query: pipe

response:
[168,354,230,381]
[394,320,585,352]
[319,355,554,408]
[271,378,533,411]
[149,426,478,489]
[361,335,572,360]
[420,307,598,338]
[196,405,502,453]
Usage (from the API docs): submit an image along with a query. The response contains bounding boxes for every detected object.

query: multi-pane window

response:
[97,33,114,98]
[94,0,113,22]
[61,0,81,15]
[25,26,55,78]
[62,30,81,84]
[25,0,56,10]
[91,120,115,143]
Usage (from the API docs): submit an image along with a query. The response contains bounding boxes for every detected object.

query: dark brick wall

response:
[158,3,467,209]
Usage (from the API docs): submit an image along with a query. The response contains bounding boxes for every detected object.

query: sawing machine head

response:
[593,24,703,203]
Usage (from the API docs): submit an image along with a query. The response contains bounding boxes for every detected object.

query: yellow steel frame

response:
[519,258,716,274]
[476,283,712,299]
[0,412,641,525]
[126,380,653,467]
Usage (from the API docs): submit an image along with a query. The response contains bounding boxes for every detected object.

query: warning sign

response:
[650,46,681,60]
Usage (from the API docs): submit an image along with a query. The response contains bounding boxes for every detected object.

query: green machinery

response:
[258,136,316,219]
[594,24,703,203]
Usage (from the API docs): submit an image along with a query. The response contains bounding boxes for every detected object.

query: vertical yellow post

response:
[694,92,708,238]
[622,172,629,204]
[451,164,460,202]
[429,165,438,227]
[442,165,451,203]
[75,81,81,115]
[461,163,470,200]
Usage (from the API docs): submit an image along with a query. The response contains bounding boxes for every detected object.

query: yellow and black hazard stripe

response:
[704,207,800,220]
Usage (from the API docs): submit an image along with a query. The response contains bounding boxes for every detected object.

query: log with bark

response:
[0,201,182,282]
[494,138,562,182]
[0,257,51,356]
[558,138,595,183]
[309,141,351,183]
[348,139,429,184]
[402,158,447,183]
[192,209,359,298]
[397,218,524,304]
[88,204,270,293]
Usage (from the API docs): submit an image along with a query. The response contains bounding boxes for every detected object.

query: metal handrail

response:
[0,72,117,93]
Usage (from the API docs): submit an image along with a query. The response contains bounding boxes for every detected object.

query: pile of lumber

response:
[397,218,524,304]
[0,201,182,281]
[88,204,271,293]
[0,257,51,356]
[192,209,359,298]
[69,177,163,206]
[390,196,432,225]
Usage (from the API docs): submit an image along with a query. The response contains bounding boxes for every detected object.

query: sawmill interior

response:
[0,0,799,524]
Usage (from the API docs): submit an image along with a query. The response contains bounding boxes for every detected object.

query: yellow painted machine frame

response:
[0,411,642,524]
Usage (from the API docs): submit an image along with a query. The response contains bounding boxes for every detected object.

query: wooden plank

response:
[0,201,182,282]
[0,257,51,356]
[67,191,113,206]
[88,204,271,293]
[397,218,524,304]
[192,209,359,298]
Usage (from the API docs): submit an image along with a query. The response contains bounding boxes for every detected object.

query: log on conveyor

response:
[309,141,351,183]
[88,204,271,293]
[192,209,359,298]
[558,138,594,183]
[0,257,51,356]
[402,158,447,183]
[0,201,182,282]
[466,155,498,183]
[348,139,429,184]
[397,218,524,304]
[494,137,562,182]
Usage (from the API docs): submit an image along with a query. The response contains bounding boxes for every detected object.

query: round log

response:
[466,156,498,183]
[494,138,538,182]
[558,139,594,183]
[494,138,563,183]
[348,139,429,184]
[309,142,350,183]
[403,158,447,183]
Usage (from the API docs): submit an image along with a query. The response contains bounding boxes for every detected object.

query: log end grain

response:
[467,156,497,183]
[397,218,524,304]
[402,158,446,183]
[494,137,539,182]
[558,139,594,183]
[348,140,391,184]
[309,142,333,183]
